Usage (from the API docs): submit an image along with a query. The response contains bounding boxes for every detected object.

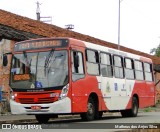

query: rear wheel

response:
[130,97,138,117]
[35,114,50,124]
[80,97,95,121]
[121,97,138,117]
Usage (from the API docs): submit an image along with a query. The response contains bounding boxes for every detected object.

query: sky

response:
[0,0,160,54]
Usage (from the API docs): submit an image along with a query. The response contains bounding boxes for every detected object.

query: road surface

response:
[11,111,160,131]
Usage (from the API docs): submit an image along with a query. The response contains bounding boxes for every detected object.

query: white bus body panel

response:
[85,42,138,110]
[10,97,71,114]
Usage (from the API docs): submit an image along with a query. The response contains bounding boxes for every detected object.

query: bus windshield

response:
[10,50,68,89]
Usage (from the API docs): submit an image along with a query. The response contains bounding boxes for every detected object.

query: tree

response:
[150,44,160,57]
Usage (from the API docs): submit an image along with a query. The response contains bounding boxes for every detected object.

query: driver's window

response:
[71,50,85,81]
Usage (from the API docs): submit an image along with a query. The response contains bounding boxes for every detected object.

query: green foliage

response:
[150,44,160,57]
[143,107,153,112]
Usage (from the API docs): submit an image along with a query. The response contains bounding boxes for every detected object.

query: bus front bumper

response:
[10,97,71,114]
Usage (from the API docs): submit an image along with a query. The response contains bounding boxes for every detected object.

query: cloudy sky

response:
[0,0,160,54]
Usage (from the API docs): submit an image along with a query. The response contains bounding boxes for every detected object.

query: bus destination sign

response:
[14,39,68,51]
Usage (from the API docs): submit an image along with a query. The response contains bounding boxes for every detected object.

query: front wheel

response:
[35,114,50,124]
[80,97,95,121]
[95,111,103,120]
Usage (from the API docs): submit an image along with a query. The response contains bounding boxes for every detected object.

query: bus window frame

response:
[144,62,154,82]
[71,50,85,82]
[124,57,135,80]
[113,54,124,79]
[85,48,100,76]
[134,60,145,81]
[100,51,113,77]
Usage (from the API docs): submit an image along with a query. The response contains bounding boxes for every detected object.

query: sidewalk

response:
[0,108,160,124]
[0,114,36,124]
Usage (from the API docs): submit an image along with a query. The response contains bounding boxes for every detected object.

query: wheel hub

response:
[88,103,93,115]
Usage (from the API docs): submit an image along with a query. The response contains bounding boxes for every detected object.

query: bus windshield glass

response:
[10,50,68,89]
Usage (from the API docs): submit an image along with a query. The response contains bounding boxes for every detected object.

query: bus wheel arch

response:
[80,92,101,121]
[121,94,139,117]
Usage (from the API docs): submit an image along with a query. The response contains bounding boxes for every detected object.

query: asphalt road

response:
[11,111,160,131]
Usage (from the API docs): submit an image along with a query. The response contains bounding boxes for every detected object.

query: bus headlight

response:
[59,84,69,100]
[10,92,17,100]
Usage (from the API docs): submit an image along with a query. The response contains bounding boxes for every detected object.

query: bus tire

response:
[121,97,138,117]
[121,110,130,117]
[95,111,103,120]
[80,97,95,121]
[130,96,138,117]
[35,114,50,124]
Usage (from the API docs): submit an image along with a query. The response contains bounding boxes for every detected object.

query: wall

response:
[0,39,15,112]
[155,72,160,102]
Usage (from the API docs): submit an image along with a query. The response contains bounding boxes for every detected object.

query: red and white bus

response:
[3,37,155,123]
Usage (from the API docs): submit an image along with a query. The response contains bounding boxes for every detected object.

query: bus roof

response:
[14,37,152,63]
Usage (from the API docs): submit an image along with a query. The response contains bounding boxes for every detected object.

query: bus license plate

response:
[31,106,41,110]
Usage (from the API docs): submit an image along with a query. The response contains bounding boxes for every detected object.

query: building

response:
[0,9,160,112]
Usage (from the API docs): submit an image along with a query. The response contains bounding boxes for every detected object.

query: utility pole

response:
[36,1,52,24]
[118,0,121,50]
[36,1,41,21]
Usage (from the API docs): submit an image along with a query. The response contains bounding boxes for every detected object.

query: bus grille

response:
[18,97,55,104]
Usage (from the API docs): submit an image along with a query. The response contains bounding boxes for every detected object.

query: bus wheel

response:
[35,114,50,124]
[130,97,138,117]
[121,110,130,117]
[80,97,95,121]
[121,97,138,117]
[95,111,103,120]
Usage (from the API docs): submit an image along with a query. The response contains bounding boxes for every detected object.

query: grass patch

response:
[143,107,154,112]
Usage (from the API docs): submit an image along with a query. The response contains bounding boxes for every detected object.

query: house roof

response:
[0,9,160,64]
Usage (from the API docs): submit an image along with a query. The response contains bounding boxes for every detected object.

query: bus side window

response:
[144,63,153,81]
[124,58,135,79]
[71,51,85,81]
[86,49,100,76]
[100,52,113,77]
[113,55,124,78]
[134,60,144,80]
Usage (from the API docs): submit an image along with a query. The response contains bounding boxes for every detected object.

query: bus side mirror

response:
[3,54,8,66]
[74,54,79,68]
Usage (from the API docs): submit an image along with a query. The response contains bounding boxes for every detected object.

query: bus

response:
[3,37,155,123]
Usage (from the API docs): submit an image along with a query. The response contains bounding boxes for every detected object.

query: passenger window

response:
[134,60,144,80]
[86,49,99,75]
[101,53,111,65]
[124,58,134,79]
[144,63,153,81]
[113,56,124,78]
[100,53,113,77]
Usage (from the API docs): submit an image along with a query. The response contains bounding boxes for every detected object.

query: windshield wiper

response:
[44,49,55,75]
[44,49,55,68]
[23,51,29,67]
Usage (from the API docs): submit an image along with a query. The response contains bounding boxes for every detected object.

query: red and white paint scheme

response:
[8,38,155,123]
